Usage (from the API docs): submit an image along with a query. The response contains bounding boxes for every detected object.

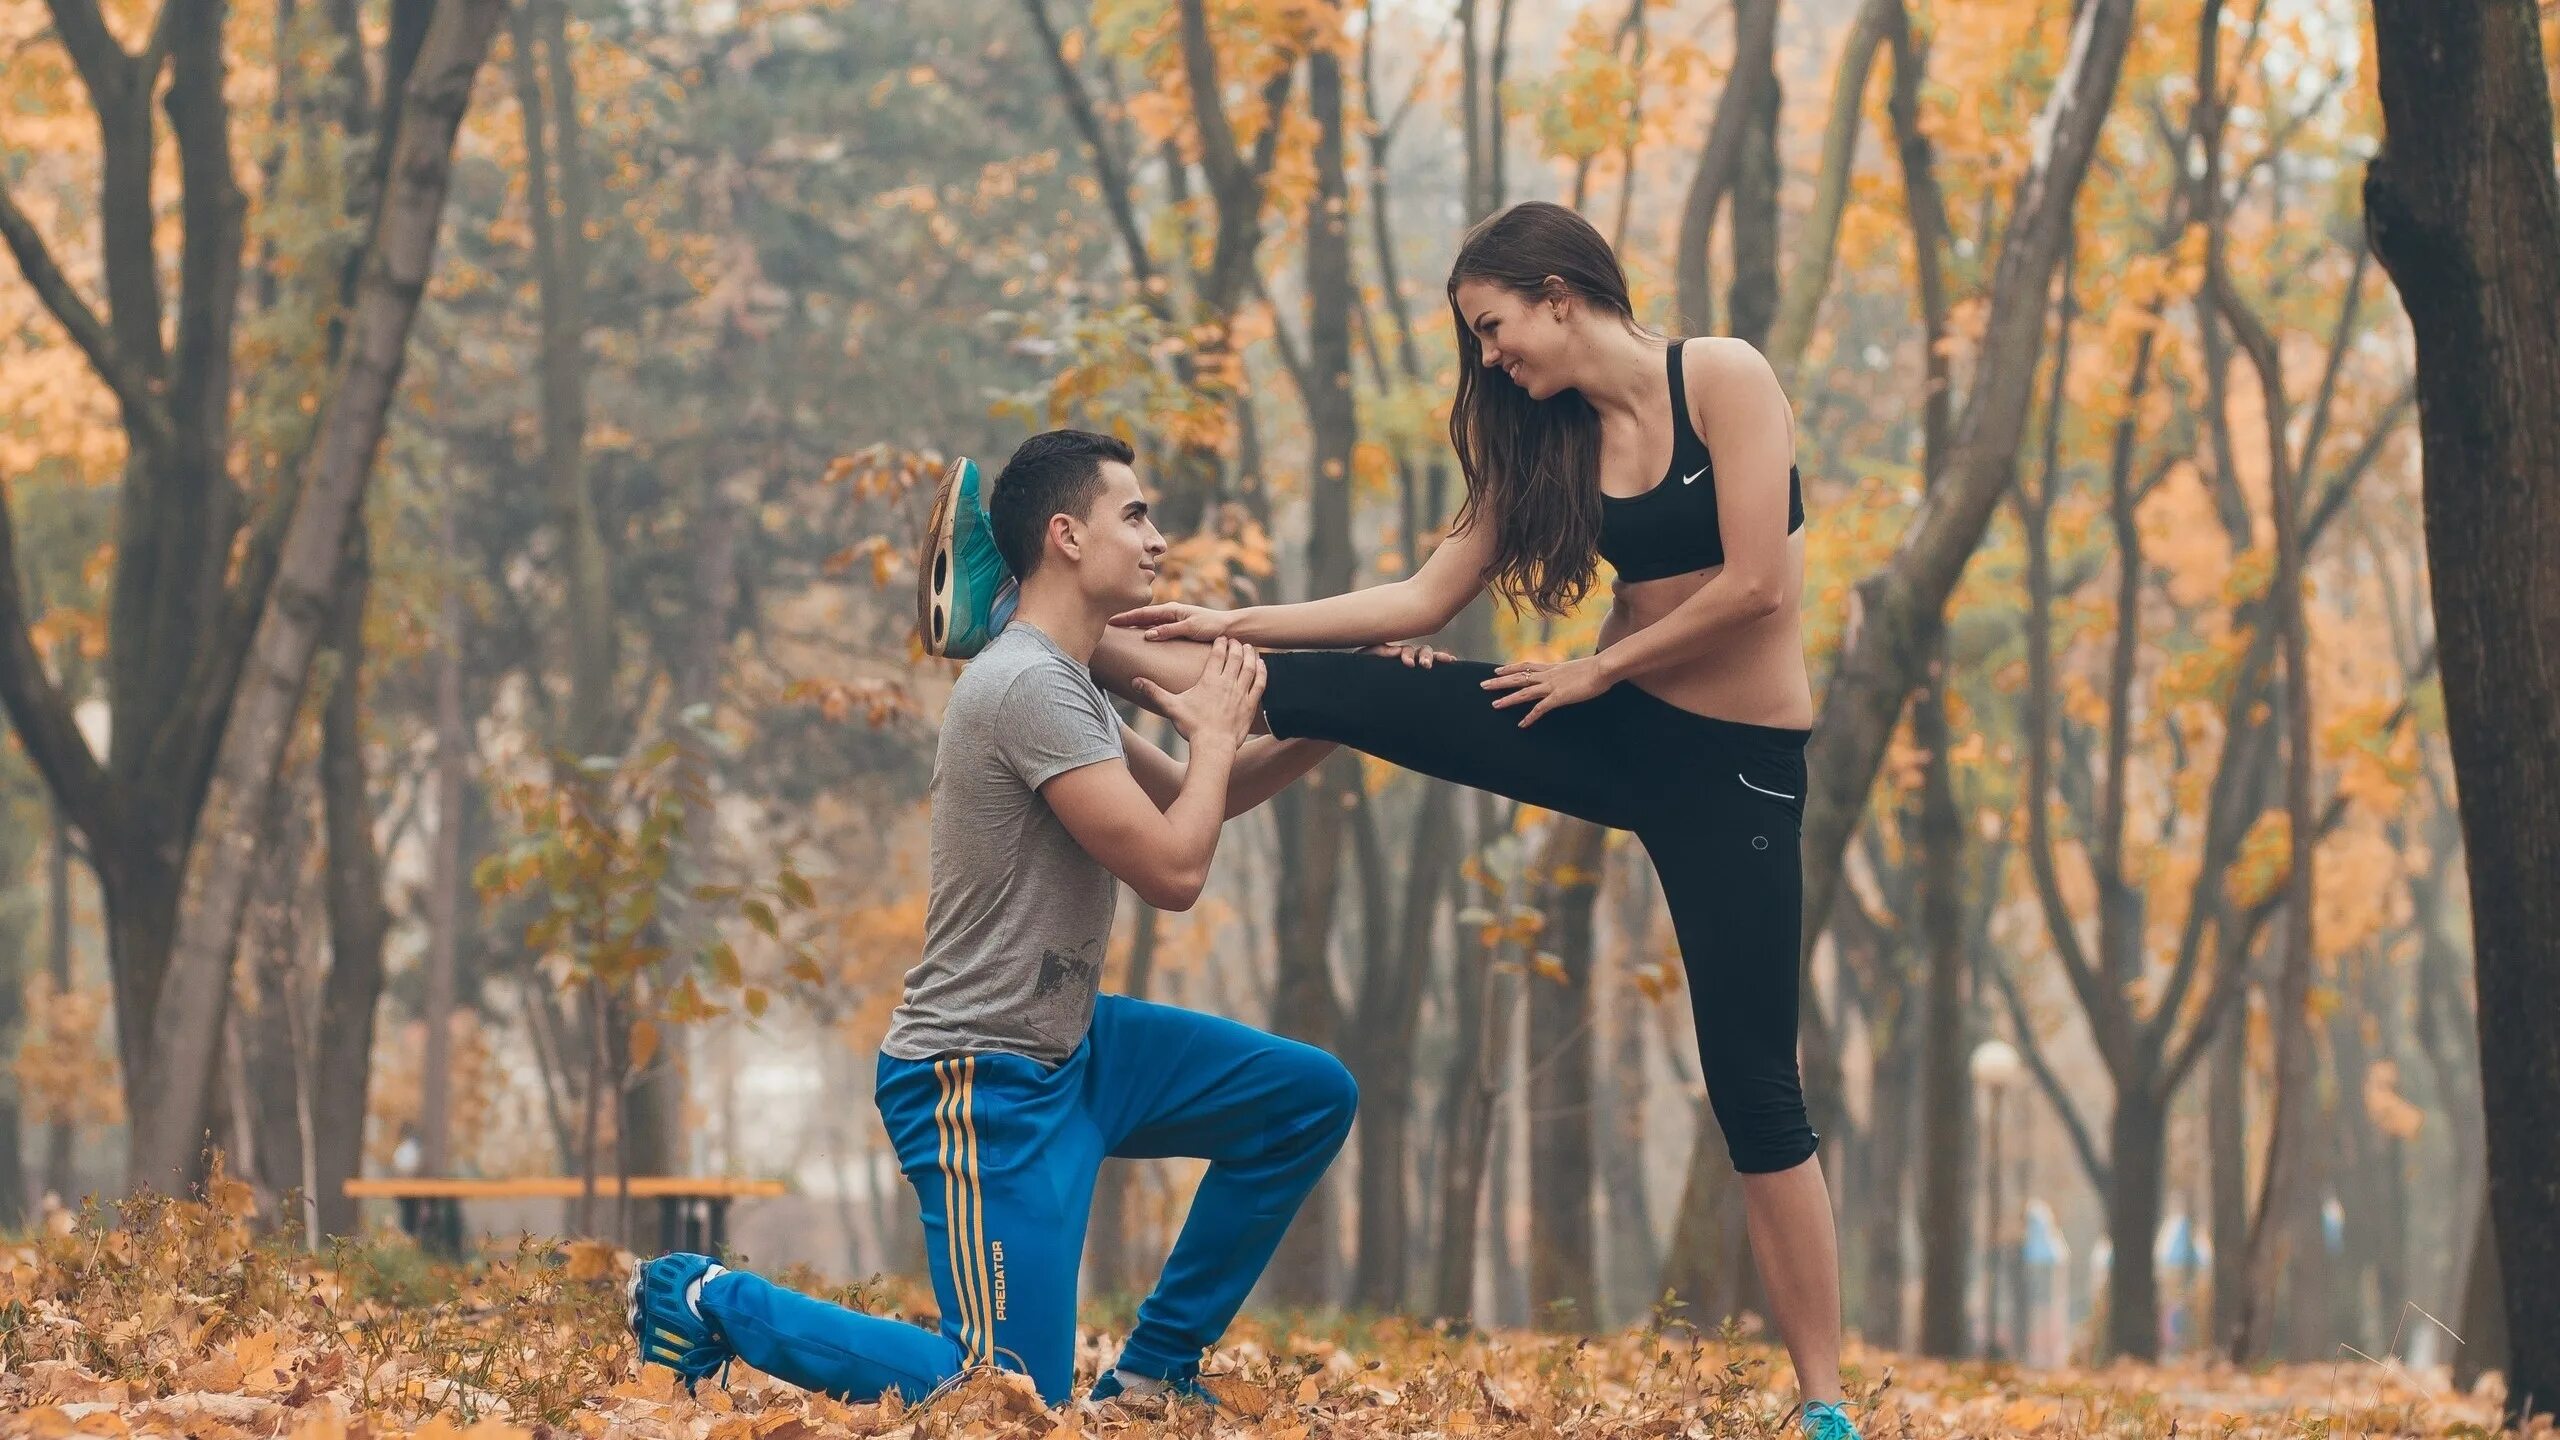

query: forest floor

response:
[0,1189,2534,1439]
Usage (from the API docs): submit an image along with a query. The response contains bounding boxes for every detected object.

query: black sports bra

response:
[1596,340,1805,584]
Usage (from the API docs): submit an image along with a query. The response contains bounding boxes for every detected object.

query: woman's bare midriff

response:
[1595,534,1815,731]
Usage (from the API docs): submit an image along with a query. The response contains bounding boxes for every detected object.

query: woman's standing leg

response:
[1641,767,1846,1410]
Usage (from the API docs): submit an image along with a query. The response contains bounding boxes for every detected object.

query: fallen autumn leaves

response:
[0,1184,2532,1438]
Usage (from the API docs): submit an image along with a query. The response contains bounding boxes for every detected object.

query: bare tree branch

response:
[1674,0,1778,334]
[2304,383,2417,546]
[41,0,135,93]
[2143,672,2275,1066]
[1019,0,1163,310]
[1178,0,1251,196]
[2294,242,2372,477]
[0,482,113,840]
[0,182,173,453]
[2017,311,2126,1065]
[2163,918,2261,1092]
[1768,0,1893,374]
[1989,950,2113,1192]
[1248,267,1314,399]
[1245,67,1293,189]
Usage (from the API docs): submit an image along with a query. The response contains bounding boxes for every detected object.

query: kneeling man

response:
[628,430,1354,1406]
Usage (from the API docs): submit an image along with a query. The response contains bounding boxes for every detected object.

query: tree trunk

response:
[1087,902,1158,1297]
[422,503,467,1176]
[0,0,263,1186]
[514,0,613,757]
[1266,753,1354,1302]
[2365,0,2560,1422]
[0,797,30,1226]
[1348,773,1458,1311]
[125,0,509,1198]
[1860,1000,1921,1349]
[1725,59,1780,349]
[2105,1091,2166,1361]
[1914,666,1971,1356]
[1265,32,1362,1306]
[2454,1192,2509,1393]
[237,782,312,1205]
[43,805,74,1201]
[1660,1080,1741,1328]
[311,535,390,1240]
[1487,1033,1529,1328]
[94,853,182,1188]
[1431,827,1509,1321]
[2411,816,2489,1334]
[1527,819,1604,1330]
[2208,979,2248,1350]
[1598,851,1663,1325]
[1795,0,2138,1009]
[2232,235,2323,1359]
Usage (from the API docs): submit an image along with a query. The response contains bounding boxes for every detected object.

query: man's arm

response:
[1040,638,1265,912]
[1040,753,1235,912]
[1122,724,1338,819]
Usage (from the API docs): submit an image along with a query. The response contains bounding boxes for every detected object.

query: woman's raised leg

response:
[1094,628,1645,830]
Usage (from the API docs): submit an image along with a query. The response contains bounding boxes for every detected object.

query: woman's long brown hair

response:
[1446,201,1654,617]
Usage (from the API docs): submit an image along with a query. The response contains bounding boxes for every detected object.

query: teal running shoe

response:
[1801,1400,1863,1440]
[918,455,1018,660]
[626,1252,733,1394]
[1088,1366,1221,1406]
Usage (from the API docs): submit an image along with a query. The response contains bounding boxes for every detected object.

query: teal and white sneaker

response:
[627,1252,733,1394]
[1801,1400,1863,1440]
[918,455,1018,660]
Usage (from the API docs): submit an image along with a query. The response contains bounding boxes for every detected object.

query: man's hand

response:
[1110,601,1235,642]
[1135,636,1265,747]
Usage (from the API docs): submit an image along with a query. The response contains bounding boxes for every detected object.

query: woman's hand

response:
[1482,653,1615,727]
[1359,642,1458,668]
[1110,602,1236,643]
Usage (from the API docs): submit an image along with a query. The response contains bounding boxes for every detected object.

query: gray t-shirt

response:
[881,623,1125,1062]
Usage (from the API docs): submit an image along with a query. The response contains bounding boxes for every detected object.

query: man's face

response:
[1062,460,1167,612]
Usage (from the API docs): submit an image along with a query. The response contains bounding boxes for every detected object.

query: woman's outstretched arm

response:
[1112,515,1495,650]
[1092,628,1455,730]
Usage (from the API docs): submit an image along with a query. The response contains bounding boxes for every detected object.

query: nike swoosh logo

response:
[1682,467,1708,486]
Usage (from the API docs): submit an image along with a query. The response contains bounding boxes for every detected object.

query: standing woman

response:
[922,201,1856,1438]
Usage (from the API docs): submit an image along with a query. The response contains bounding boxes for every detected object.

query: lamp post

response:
[1970,1038,2023,1359]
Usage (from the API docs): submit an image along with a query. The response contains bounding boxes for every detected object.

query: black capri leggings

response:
[1262,650,1817,1174]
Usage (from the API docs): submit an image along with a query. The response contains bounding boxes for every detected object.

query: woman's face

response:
[1453,277,1572,401]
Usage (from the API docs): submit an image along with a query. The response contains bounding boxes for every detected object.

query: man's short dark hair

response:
[990,429,1135,578]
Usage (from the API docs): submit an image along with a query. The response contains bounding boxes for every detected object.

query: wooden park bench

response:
[345,1176,787,1257]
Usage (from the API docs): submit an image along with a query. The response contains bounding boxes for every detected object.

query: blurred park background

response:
[0,0,2555,1420]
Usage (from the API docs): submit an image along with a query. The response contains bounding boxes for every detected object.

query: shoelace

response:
[1801,1400,1861,1440]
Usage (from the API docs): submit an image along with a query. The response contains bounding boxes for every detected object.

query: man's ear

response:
[1047,510,1080,563]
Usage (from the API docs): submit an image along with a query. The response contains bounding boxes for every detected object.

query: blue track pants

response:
[696,995,1357,1404]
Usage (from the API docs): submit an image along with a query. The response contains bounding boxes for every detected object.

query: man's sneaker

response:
[918,455,1018,660]
[627,1252,732,1393]
[1801,1400,1863,1440]
[1088,1366,1221,1406]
